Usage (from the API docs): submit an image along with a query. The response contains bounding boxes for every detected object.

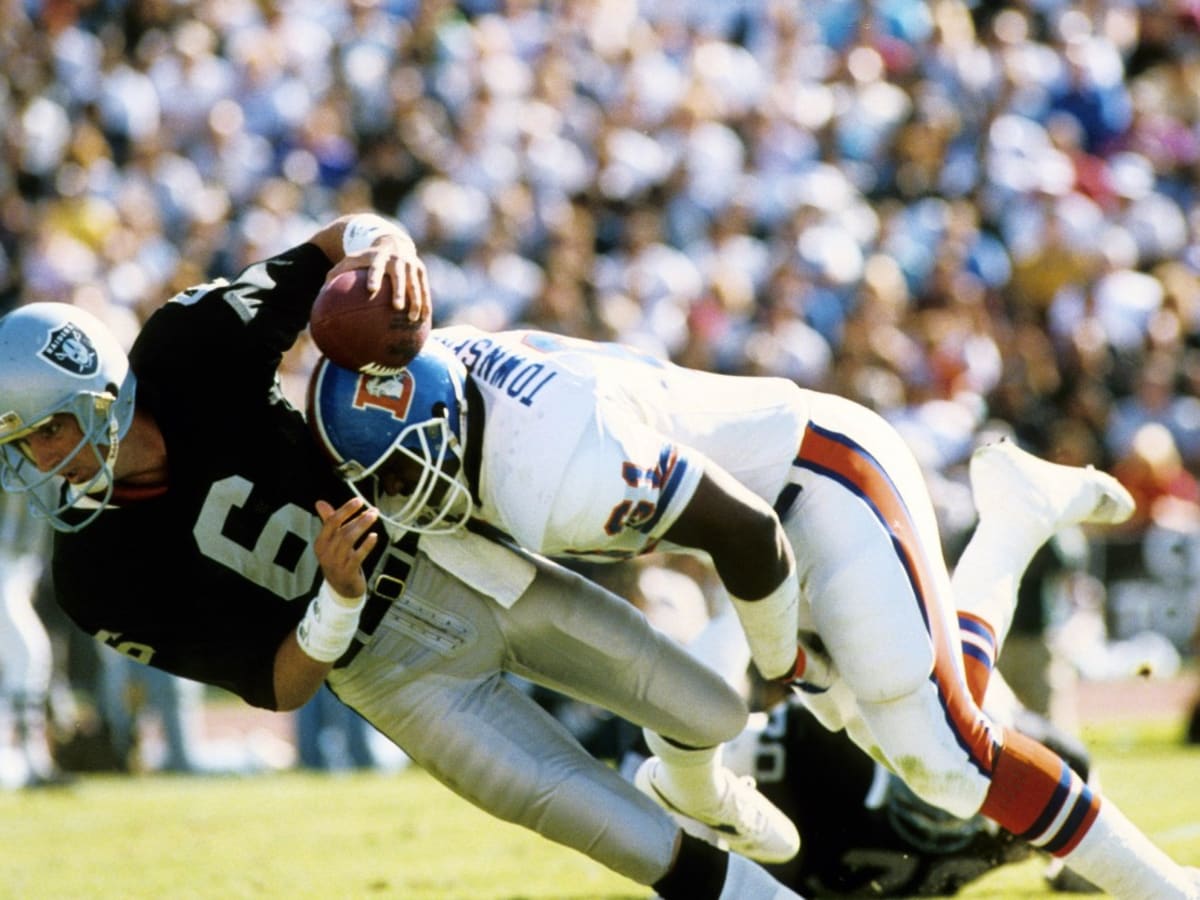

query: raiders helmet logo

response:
[39,323,99,377]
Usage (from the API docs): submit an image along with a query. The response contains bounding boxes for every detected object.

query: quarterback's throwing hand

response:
[314,497,379,600]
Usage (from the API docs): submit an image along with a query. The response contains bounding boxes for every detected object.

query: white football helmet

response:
[0,302,137,532]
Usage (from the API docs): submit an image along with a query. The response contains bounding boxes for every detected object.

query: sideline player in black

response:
[0,215,800,900]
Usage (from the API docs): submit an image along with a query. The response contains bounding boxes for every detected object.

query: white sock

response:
[1063,800,1196,899]
[951,517,1046,648]
[644,729,724,809]
[719,853,804,899]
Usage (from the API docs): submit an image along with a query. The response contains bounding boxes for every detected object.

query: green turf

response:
[1,718,1197,899]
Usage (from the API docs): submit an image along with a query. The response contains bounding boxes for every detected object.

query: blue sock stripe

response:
[957,614,996,648]
[961,641,994,668]
[1042,780,1097,855]
[1017,761,1073,843]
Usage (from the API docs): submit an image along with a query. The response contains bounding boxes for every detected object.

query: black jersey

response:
[52,243,382,710]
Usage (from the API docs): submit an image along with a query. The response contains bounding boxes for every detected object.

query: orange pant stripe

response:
[796,423,1100,851]
[798,424,999,775]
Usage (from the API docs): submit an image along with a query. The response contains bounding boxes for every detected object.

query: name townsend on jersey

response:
[436,334,557,407]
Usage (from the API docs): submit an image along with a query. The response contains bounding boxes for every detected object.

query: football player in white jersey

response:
[309,324,1200,899]
[0,217,802,900]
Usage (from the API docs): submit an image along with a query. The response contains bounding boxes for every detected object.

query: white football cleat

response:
[970,438,1135,533]
[634,757,800,864]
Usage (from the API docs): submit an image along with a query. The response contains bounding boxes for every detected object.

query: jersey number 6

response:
[193,475,322,601]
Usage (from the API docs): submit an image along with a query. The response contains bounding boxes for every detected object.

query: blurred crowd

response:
[5,0,1200,776]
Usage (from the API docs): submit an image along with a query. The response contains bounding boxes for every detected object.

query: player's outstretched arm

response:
[663,466,801,682]
[270,497,379,710]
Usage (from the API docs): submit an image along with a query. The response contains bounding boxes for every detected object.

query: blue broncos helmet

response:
[0,302,138,532]
[307,340,473,535]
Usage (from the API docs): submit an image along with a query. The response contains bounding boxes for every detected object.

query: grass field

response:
[2,707,1198,899]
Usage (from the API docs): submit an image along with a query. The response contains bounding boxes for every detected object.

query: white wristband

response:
[296,582,367,663]
[730,568,800,680]
[342,214,403,255]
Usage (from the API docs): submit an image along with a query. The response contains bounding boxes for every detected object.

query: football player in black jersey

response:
[0,215,801,900]
[0,219,409,710]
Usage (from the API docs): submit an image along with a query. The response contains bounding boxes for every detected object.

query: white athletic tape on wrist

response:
[730,568,800,681]
[296,582,367,663]
[342,214,403,255]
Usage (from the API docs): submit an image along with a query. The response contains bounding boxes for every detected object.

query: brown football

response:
[309,268,430,374]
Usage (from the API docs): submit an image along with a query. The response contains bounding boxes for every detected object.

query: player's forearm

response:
[272,631,334,711]
[272,577,368,711]
[664,467,793,598]
[664,467,800,679]
[715,529,800,681]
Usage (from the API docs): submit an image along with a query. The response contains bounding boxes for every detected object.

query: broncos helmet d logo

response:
[39,323,99,377]
[353,371,415,421]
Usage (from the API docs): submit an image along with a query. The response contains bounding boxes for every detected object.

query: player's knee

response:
[890,755,985,820]
[654,669,748,748]
[699,680,750,744]
[818,577,936,704]
[841,654,931,708]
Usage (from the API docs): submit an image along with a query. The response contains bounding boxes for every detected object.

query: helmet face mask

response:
[366,418,473,536]
[0,401,121,529]
[308,343,473,536]
[0,303,136,532]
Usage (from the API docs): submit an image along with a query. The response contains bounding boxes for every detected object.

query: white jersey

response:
[433,325,809,560]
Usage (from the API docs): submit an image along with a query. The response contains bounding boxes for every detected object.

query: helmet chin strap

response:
[102,413,121,482]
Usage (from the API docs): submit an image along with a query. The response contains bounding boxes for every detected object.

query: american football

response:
[309,268,430,375]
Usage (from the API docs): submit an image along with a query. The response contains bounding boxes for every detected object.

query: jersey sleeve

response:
[131,242,330,396]
[538,407,704,559]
